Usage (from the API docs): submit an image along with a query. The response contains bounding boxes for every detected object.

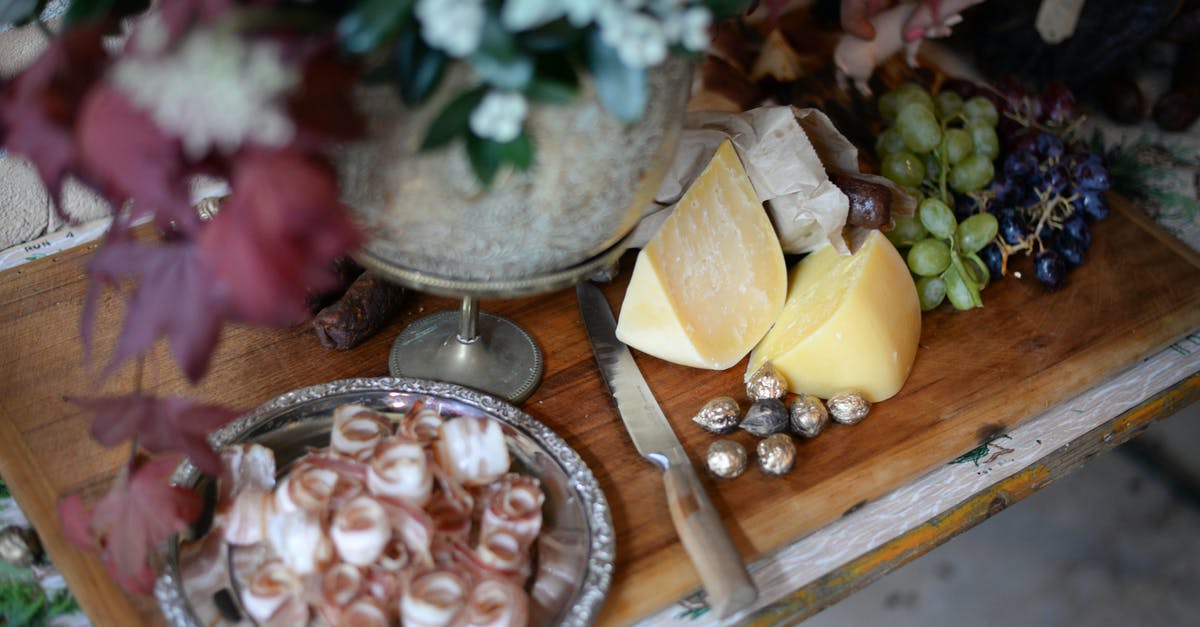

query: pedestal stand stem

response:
[458,296,480,343]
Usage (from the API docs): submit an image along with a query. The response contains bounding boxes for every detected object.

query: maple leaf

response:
[76,83,197,232]
[200,149,361,326]
[58,455,203,593]
[83,239,224,382]
[0,23,109,210]
[287,46,365,149]
[73,395,238,474]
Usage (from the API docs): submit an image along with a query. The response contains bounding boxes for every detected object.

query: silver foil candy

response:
[740,399,789,437]
[692,396,741,434]
[789,394,829,438]
[828,391,871,425]
[705,440,748,479]
[746,362,789,401]
[757,434,796,476]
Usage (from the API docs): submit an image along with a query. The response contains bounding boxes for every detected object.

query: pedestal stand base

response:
[388,311,543,404]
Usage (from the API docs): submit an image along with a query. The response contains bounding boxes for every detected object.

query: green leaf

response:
[498,133,534,170]
[705,0,754,19]
[521,18,584,52]
[471,50,535,90]
[395,28,447,106]
[525,55,579,104]
[470,9,534,90]
[421,87,486,151]
[337,0,412,55]
[63,0,149,26]
[466,134,502,186]
[586,31,646,123]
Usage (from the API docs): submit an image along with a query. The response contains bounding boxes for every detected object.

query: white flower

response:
[469,91,528,143]
[416,0,486,57]
[677,6,712,52]
[562,0,605,25]
[502,0,566,31]
[600,8,668,68]
[112,28,299,160]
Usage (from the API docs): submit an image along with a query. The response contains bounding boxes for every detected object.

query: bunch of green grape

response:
[876,83,999,199]
[889,198,998,311]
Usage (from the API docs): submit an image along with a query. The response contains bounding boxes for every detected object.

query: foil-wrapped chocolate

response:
[828,391,871,425]
[740,399,789,437]
[757,434,796,476]
[705,440,748,479]
[789,394,829,438]
[746,362,789,401]
[692,396,741,434]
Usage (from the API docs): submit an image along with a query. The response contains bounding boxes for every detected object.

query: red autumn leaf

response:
[73,395,238,474]
[58,455,202,593]
[83,239,224,382]
[76,83,197,231]
[200,149,361,326]
[0,23,109,209]
[58,493,97,551]
[287,45,365,148]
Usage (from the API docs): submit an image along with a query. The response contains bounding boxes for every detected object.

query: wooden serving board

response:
[0,196,1197,626]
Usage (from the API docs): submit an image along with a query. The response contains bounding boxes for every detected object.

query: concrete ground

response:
[804,400,1200,627]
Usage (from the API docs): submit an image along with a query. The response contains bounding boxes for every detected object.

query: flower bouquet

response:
[0,0,753,594]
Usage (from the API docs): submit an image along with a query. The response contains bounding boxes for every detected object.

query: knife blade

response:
[576,281,757,619]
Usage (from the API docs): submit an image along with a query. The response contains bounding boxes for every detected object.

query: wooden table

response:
[1,197,1198,626]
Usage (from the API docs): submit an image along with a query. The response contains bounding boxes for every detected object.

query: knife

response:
[575,281,758,619]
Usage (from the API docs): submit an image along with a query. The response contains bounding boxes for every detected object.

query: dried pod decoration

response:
[746,362,788,401]
[757,434,797,476]
[788,393,829,438]
[692,396,742,435]
[827,391,872,425]
[740,398,789,437]
[705,440,749,480]
[0,525,43,567]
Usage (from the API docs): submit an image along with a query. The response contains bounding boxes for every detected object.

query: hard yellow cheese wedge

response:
[747,229,920,401]
[616,141,787,369]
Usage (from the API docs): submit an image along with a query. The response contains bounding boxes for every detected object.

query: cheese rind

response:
[616,141,787,369]
[747,229,920,401]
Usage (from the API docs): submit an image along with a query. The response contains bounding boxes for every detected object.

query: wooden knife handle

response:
[663,462,758,618]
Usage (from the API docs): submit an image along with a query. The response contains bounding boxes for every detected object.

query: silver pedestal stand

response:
[356,231,633,404]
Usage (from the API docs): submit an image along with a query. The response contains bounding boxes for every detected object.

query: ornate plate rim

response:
[154,376,614,627]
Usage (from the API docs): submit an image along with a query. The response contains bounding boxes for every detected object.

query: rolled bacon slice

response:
[218,443,276,503]
[241,558,303,623]
[401,568,470,627]
[460,576,530,627]
[274,465,339,515]
[368,436,433,506]
[436,417,510,487]
[267,508,333,575]
[332,404,394,461]
[398,402,445,445]
[320,562,364,608]
[331,495,391,566]
[221,488,273,546]
[339,595,390,627]
[479,474,544,553]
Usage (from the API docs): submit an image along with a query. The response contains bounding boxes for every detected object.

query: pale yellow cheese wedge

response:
[616,141,787,369]
[747,229,920,401]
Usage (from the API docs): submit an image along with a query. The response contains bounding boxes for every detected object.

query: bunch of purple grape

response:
[969,79,1112,291]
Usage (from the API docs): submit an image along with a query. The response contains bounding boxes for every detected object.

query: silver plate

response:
[155,377,614,627]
